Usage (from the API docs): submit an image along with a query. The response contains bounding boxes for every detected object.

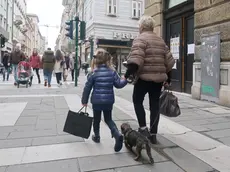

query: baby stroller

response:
[17,61,33,88]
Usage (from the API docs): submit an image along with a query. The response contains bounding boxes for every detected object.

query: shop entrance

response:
[164,0,194,94]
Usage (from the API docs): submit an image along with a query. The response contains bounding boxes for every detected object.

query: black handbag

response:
[63,107,93,139]
[159,89,181,117]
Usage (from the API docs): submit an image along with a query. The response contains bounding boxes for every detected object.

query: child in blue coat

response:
[81,48,127,152]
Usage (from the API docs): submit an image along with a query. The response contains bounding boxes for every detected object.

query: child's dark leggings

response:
[93,110,118,137]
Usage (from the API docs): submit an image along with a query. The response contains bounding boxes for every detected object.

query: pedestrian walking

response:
[2,51,11,81]
[10,43,25,85]
[81,48,127,152]
[64,54,70,70]
[42,48,55,87]
[69,52,75,81]
[54,49,64,85]
[29,48,41,84]
[124,15,175,144]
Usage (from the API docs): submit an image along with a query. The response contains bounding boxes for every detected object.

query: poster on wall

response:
[200,32,220,103]
[170,37,180,60]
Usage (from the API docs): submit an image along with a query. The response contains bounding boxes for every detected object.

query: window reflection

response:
[168,0,187,8]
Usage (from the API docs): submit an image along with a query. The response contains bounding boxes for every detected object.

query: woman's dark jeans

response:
[33,68,41,83]
[93,110,117,137]
[71,69,74,81]
[55,72,62,84]
[133,79,162,134]
[43,69,52,85]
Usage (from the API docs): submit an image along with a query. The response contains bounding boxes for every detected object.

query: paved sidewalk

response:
[0,93,216,172]
[0,73,229,171]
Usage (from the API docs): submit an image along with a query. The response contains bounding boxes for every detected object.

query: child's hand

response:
[121,75,126,80]
[82,104,87,107]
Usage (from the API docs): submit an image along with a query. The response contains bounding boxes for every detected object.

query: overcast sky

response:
[27,0,64,50]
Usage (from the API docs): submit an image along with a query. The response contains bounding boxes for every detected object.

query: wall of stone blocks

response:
[144,0,163,36]
[192,0,230,106]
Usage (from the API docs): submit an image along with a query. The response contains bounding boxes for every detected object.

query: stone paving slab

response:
[0,167,6,172]
[204,129,230,139]
[31,135,84,146]
[202,122,230,131]
[163,147,214,172]
[115,161,185,172]
[78,153,142,172]
[5,159,79,172]
[218,137,230,146]
[0,138,32,149]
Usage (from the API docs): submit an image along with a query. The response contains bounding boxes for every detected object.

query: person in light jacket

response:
[54,49,64,85]
[125,16,175,144]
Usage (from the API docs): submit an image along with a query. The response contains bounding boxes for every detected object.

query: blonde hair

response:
[92,48,114,70]
[138,15,155,31]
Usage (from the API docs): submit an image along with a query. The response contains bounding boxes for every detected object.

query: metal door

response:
[166,18,182,92]
[184,15,194,93]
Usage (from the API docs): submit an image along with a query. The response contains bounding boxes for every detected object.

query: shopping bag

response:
[63,107,93,139]
[159,89,181,117]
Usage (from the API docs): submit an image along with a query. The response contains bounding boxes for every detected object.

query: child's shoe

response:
[92,135,100,143]
[112,127,123,152]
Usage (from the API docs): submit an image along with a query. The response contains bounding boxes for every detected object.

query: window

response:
[107,0,117,16]
[132,1,142,19]
[3,18,6,29]
[168,0,187,9]
[90,2,93,19]
[0,16,2,27]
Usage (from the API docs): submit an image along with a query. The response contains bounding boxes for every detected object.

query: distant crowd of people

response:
[1,43,81,87]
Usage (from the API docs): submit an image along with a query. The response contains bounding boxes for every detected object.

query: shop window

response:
[132,1,142,19]
[107,0,117,16]
[167,0,187,8]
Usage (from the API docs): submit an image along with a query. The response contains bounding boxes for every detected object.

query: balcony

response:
[14,15,23,26]
[21,25,28,33]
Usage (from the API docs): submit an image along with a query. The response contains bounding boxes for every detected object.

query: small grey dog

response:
[121,123,154,164]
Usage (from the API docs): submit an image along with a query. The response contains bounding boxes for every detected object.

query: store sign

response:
[113,32,137,40]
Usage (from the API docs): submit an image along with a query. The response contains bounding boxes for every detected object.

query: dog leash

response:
[149,86,170,132]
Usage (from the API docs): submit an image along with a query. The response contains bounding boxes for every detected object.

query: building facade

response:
[57,6,72,53]
[57,0,144,73]
[26,14,45,54]
[145,0,230,106]
[80,0,144,73]
[12,0,28,53]
[0,0,13,59]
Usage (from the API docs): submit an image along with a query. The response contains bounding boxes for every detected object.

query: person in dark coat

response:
[2,51,11,81]
[81,48,127,152]
[42,48,55,87]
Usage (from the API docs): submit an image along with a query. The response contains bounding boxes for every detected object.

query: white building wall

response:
[83,0,144,40]
[13,0,27,48]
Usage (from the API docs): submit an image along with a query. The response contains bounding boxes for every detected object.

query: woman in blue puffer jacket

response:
[81,48,127,152]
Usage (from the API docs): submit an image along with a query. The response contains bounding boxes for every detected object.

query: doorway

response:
[164,0,194,94]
